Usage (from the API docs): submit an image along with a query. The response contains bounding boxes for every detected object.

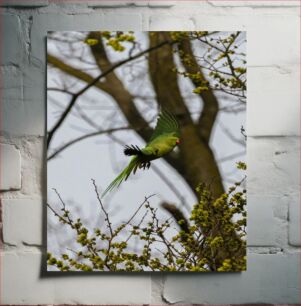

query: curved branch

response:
[87,32,185,176]
[48,54,109,92]
[148,32,193,124]
[48,53,184,177]
[47,38,172,148]
[86,32,152,142]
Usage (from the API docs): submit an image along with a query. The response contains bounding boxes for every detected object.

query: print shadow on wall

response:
[47,31,247,272]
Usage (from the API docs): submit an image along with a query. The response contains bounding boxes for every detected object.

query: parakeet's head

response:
[168,134,180,147]
[168,132,180,147]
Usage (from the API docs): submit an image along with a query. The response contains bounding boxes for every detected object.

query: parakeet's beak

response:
[176,139,181,145]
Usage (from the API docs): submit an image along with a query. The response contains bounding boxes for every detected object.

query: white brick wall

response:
[0,1,300,304]
[289,194,300,246]
[2,198,43,246]
[0,143,21,190]
[162,253,299,304]
[2,252,151,304]
[0,0,49,6]
[1,13,25,65]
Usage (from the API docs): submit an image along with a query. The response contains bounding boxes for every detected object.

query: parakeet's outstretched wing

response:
[149,110,180,142]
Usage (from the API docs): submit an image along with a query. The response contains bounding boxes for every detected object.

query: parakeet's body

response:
[102,110,180,198]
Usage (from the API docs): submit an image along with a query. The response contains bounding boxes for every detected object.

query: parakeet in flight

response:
[102,110,180,198]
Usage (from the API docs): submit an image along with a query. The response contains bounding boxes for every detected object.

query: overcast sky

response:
[47,31,246,258]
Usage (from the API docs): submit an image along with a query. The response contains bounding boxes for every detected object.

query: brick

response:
[0,0,48,6]
[2,13,24,65]
[1,66,22,135]
[207,0,299,7]
[148,1,176,7]
[2,251,151,304]
[85,0,174,7]
[0,143,21,191]
[1,65,44,136]
[2,252,54,304]
[247,196,274,246]
[0,66,22,100]
[22,65,45,136]
[248,137,299,197]
[2,199,43,246]
[288,194,300,246]
[248,66,299,136]
[163,253,299,304]
[86,1,148,7]
[102,12,143,30]
[149,15,195,30]
[19,137,44,196]
[247,13,299,67]
[247,195,287,246]
[193,9,247,31]
[151,274,164,304]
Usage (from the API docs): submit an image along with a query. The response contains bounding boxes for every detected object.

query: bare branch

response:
[47,87,75,95]
[91,179,113,237]
[47,126,132,161]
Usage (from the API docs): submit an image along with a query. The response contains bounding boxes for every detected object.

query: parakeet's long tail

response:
[101,156,139,198]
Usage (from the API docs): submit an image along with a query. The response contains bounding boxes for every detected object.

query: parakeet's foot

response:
[139,161,151,170]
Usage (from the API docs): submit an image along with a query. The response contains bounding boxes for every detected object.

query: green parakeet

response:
[102,110,180,198]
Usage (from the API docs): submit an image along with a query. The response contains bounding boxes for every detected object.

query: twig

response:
[91,179,113,237]
[47,126,132,160]
[126,194,156,226]
[47,87,75,95]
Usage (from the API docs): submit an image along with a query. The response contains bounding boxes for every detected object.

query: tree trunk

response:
[148,32,224,198]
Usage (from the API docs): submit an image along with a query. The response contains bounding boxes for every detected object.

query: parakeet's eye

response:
[176,139,181,145]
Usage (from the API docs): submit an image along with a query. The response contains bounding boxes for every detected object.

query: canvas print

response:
[47,31,246,272]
